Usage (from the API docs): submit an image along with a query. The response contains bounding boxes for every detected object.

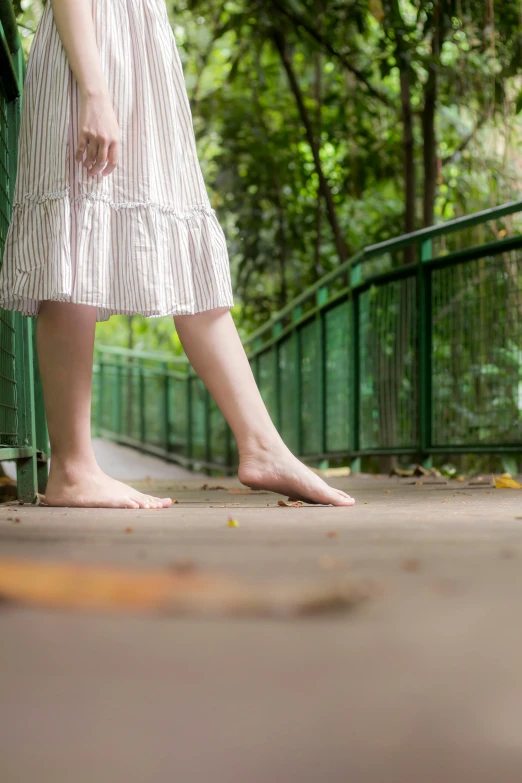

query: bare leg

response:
[37,301,172,509]
[174,307,354,506]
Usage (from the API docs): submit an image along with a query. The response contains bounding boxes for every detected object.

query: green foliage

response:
[16,0,522,341]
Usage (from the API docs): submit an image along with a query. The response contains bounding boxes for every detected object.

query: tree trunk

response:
[272,29,351,264]
[313,46,323,279]
[273,175,288,309]
[422,2,446,228]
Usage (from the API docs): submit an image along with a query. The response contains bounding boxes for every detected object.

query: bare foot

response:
[238,444,355,506]
[44,466,173,509]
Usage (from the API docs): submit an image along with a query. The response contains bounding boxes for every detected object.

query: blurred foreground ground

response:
[1,441,522,782]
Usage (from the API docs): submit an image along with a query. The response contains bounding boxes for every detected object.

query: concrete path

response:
[91,438,199,480]
[1,472,522,782]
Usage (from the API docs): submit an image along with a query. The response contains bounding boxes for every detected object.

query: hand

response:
[75,89,119,177]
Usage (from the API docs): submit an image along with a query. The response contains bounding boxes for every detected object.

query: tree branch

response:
[267,0,393,107]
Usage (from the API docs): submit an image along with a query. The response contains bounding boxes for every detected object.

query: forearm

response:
[49,0,108,98]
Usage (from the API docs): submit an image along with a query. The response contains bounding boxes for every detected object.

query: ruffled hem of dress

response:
[0,188,235,322]
[0,294,235,323]
[11,186,220,220]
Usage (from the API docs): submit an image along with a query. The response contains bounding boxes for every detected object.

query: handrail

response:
[95,344,190,364]
[243,199,522,346]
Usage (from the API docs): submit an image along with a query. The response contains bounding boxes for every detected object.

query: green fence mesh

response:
[432,249,522,447]
[325,302,351,453]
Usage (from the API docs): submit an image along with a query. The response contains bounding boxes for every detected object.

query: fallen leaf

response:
[325,531,338,538]
[0,558,367,617]
[200,484,228,491]
[385,490,393,494]
[124,527,133,534]
[228,518,240,528]
[389,467,414,477]
[456,476,465,482]
[494,475,522,489]
[0,476,17,503]
[278,500,303,508]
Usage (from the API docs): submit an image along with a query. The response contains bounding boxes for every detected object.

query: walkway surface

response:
[1,442,522,782]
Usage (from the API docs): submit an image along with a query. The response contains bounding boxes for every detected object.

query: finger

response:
[89,139,110,176]
[84,137,98,170]
[75,132,88,164]
[101,141,118,177]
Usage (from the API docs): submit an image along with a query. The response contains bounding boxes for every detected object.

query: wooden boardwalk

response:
[1,445,522,782]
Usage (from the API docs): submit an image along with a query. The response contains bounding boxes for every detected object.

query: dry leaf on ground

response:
[0,558,367,617]
[278,500,303,508]
[494,475,522,489]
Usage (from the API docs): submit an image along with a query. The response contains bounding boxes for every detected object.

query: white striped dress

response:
[0,0,234,322]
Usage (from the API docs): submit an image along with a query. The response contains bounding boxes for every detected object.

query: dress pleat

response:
[0,0,234,322]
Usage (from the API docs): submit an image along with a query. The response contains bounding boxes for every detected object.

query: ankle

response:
[238,430,286,463]
[48,454,100,483]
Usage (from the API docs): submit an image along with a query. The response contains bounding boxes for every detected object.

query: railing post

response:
[224,422,233,473]
[139,361,145,444]
[253,338,262,386]
[115,359,122,435]
[32,327,49,495]
[349,265,361,473]
[204,387,211,474]
[14,317,38,503]
[292,306,302,457]
[186,374,193,466]
[162,362,170,454]
[418,239,433,466]
[273,322,283,433]
[317,287,328,465]
[97,355,105,435]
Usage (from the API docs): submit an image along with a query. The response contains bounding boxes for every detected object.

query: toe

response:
[125,499,140,509]
[135,496,152,509]
[337,489,354,500]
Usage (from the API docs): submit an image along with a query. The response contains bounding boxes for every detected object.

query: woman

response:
[0,0,355,509]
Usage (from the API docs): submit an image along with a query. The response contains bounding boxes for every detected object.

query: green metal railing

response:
[0,2,48,500]
[94,200,522,473]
